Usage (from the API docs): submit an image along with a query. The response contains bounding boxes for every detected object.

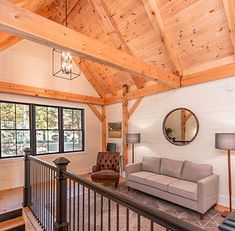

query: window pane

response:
[1,130,16,157]
[63,109,72,129]
[36,106,47,129]
[36,130,48,154]
[48,107,58,129]
[48,130,59,153]
[17,131,30,156]
[74,131,83,150]
[16,104,29,129]
[73,110,81,129]
[64,130,73,152]
[1,103,15,129]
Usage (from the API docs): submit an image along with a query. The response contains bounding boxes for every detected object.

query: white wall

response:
[0,40,102,190]
[106,77,235,207]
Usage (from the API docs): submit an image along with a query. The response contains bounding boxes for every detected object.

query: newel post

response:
[53,157,70,231]
[23,148,32,207]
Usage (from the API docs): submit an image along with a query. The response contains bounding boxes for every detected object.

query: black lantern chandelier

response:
[52,0,80,80]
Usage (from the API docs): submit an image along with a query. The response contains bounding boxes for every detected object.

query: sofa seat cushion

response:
[145,175,179,191]
[128,171,156,184]
[168,180,198,201]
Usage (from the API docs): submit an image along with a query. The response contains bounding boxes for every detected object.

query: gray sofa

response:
[125,157,219,217]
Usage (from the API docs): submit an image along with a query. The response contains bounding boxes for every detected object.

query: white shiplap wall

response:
[107,77,235,207]
[0,40,102,190]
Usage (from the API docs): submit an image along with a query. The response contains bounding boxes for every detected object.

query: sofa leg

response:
[200,213,204,220]
[115,183,118,188]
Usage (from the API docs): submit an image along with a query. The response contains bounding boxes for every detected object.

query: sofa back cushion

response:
[181,161,213,182]
[160,158,184,178]
[142,157,161,174]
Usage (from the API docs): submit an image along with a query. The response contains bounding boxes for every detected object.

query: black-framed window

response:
[0,101,84,158]
[35,106,59,154]
[63,108,84,152]
[0,102,30,158]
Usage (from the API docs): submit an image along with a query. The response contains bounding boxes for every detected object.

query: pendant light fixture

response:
[52,0,80,80]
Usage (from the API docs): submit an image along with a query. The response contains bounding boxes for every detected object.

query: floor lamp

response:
[215,133,235,216]
[126,133,141,163]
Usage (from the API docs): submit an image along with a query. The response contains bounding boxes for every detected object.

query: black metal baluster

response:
[43,165,45,229]
[94,192,96,231]
[108,199,111,231]
[126,208,129,231]
[82,186,85,231]
[150,221,154,231]
[137,214,140,231]
[39,164,42,224]
[69,178,72,229]
[116,204,119,231]
[101,194,103,231]
[47,167,50,230]
[88,188,90,231]
[53,170,56,229]
[73,180,76,231]
[77,183,80,231]
[49,169,52,231]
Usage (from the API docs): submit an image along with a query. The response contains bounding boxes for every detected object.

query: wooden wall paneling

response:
[87,0,146,89]
[102,106,106,151]
[0,81,104,105]
[222,0,235,54]
[128,97,143,119]
[122,86,129,166]
[142,0,182,76]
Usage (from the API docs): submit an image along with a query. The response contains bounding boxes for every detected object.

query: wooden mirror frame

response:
[162,108,199,146]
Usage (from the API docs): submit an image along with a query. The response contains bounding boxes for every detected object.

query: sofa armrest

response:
[92,165,100,172]
[197,174,219,214]
[115,165,120,173]
[125,162,142,179]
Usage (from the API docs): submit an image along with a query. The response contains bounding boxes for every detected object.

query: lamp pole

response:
[228,149,232,213]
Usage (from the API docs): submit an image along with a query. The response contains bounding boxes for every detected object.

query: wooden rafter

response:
[87,0,146,89]
[105,84,171,105]
[222,0,235,54]
[0,1,180,88]
[142,0,182,76]
[73,57,105,98]
[0,82,104,105]
[128,97,143,119]
[182,62,235,87]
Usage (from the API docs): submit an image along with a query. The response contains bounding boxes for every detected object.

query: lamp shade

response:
[126,133,141,144]
[215,133,235,150]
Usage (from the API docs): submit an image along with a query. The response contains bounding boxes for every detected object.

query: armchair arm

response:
[197,174,219,214]
[92,165,100,172]
[125,162,142,179]
[115,165,120,173]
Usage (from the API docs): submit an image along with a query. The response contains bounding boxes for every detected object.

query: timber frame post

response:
[122,85,129,166]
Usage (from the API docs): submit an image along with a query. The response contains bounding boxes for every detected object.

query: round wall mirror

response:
[163,108,199,146]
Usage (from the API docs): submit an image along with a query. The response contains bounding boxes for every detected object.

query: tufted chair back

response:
[97,152,120,171]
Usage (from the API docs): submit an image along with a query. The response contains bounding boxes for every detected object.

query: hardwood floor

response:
[0,187,23,214]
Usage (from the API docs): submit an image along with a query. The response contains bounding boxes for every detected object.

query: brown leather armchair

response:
[91,152,120,188]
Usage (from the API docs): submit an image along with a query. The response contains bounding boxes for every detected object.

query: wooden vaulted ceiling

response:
[0,0,235,103]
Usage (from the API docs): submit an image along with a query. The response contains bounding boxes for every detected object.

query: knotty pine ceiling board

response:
[160,0,233,70]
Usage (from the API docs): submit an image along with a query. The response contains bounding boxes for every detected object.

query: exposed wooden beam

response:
[102,106,106,151]
[142,0,182,76]
[122,86,129,166]
[104,84,171,105]
[0,1,180,88]
[0,81,104,105]
[73,57,105,98]
[182,62,235,87]
[88,104,103,121]
[222,0,235,54]
[87,0,146,89]
[0,36,21,52]
[128,97,143,119]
